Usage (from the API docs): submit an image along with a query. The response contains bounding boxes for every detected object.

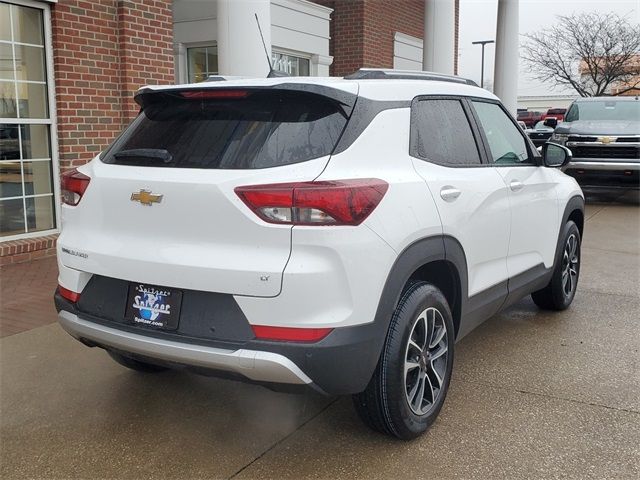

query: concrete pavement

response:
[1,195,638,479]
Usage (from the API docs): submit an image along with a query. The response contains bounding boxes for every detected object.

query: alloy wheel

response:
[561,233,579,298]
[404,307,449,416]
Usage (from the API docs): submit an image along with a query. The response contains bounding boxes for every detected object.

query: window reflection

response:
[0,197,25,236]
[12,5,44,46]
[0,161,22,198]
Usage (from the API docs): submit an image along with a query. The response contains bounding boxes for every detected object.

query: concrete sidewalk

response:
[1,199,638,479]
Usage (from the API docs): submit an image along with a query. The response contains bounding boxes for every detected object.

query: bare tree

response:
[522,12,640,97]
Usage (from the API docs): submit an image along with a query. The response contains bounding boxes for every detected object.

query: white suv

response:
[55,69,584,439]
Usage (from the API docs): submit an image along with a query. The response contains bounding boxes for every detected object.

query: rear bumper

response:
[55,290,385,395]
[58,310,313,386]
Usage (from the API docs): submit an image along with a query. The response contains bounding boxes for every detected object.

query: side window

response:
[565,104,578,122]
[472,101,531,165]
[411,99,482,166]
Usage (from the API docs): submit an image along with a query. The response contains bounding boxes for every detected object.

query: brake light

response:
[251,325,333,342]
[58,285,80,303]
[235,179,388,226]
[61,168,90,206]
[180,90,249,99]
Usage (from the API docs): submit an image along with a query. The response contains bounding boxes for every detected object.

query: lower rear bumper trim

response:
[58,311,312,385]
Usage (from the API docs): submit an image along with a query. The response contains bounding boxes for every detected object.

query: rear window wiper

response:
[113,148,173,163]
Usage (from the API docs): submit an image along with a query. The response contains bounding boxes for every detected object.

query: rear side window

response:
[102,90,348,169]
[410,99,482,166]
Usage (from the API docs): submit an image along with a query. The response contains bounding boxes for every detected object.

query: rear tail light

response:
[61,168,90,206]
[251,325,333,342]
[58,285,80,303]
[235,179,388,226]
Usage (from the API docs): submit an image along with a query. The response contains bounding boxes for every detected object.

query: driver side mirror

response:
[543,117,558,128]
[542,142,572,168]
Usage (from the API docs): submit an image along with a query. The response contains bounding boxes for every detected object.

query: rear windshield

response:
[102,90,348,169]
[565,100,640,122]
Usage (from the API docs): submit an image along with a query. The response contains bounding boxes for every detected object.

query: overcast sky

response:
[457,0,640,97]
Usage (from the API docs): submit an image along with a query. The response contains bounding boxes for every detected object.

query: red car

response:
[541,108,567,122]
[517,110,543,128]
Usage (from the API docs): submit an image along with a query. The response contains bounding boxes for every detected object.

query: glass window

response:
[11,4,43,45]
[0,197,24,236]
[0,43,14,80]
[0,2,55,238]
[272,51,310,76]
[0,3,10,41]
[187,45,218,83]
[411,99,482,166]
[472,101,531,165]
[0,161,22,198]
[103,90,347,169]
[14,44,45,81]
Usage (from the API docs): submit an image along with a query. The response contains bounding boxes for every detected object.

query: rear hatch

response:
[59,84,358,297]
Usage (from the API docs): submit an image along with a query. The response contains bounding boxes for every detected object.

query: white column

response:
[422,0,455,75]
[493,0,519,115]
[217,0,271,77]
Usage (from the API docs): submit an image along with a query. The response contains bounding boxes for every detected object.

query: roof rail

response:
[344,68,478,86]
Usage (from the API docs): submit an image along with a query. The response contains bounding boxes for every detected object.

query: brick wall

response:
[317,0,459,77]
[51,0,174,172]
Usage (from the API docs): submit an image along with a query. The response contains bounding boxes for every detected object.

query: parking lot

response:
[1,192,638,479]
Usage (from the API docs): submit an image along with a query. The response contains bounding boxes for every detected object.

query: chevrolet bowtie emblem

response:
[598,136,614,144]
[131,189,163,206]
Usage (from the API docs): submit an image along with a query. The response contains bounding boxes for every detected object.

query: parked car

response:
[550,96,639,189]
[542,108,567,122]
[517,110,543,128]
[526,118,558,147]
[55,69,584,440]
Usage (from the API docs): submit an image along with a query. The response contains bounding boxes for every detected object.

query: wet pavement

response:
[1,193,639,479]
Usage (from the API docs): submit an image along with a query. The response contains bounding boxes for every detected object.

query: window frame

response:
[409,95,490,168]
[467,97,542,168]
[0,0,60,241]
[185,43,218,84]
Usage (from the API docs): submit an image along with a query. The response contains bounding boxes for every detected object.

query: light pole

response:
[472,40,495,88]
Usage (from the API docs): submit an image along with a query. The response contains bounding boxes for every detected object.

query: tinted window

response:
[411,99,481,166]
[102,90,347,169]
[472,101,531,165]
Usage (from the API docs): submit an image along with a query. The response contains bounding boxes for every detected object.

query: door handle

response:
[509,180,524,192]
[440,186,461,202]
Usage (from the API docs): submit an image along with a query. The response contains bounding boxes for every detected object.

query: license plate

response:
[125,282,183,330]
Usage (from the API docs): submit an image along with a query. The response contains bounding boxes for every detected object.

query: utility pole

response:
[472,40,495,88]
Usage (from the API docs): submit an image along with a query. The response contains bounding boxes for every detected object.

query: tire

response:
[352,282,455,440]
[532,220,581,310]
[107,351,169,373]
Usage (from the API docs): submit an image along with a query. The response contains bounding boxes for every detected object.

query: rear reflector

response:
[58,285,80,303]
[235,179,388,226]
[179,90,249,99]
[61,168,90,206]
[251,325,333,342]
